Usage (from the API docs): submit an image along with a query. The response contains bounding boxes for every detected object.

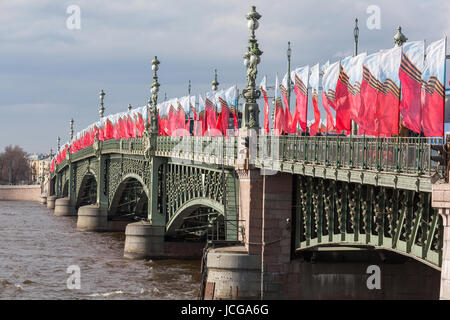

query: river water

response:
[0,201,202,300]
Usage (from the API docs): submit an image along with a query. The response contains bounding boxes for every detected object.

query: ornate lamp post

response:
[70,119,74,141]
[147,56,160,135]
[242,6,263,130]
[212,69,219,91]
[99,90,105,119]
[354,18,359,56]
[393,26,408,47]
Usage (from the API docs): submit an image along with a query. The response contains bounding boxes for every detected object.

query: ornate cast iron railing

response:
[54,136,444,182]
[294,175,443,269]
[156,136,238,167]
[257,135,444,177]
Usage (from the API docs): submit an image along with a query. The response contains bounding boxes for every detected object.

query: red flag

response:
[335,65,352,134]
[359,53,380,135]
[309,64,321,136]
[177,101,186,132]
[321,61,339,133]
[260,76,270,134]
[274,98,285,135]
[280,81,293,133]
[310,92,320,136]
[218,96,230,136]
[198,111,206,136]
[98,124,105,141]
[376,47,401,136]
[399,42,424,134]
[421,38,446,137]
[191,103,198,136]
[322,92,336,133]
[292,70,309,132]
[205,97,218,136]
[168,104,177,136]
[157,112,164,136]
[136,114,144,137]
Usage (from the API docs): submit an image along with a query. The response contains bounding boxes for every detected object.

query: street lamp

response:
[147,56,160,134]
[212,69,219,91]
[354,18,359,56]
[241,6,263,130]
[393,26,408,47]
[70,119,74,141]
[99,90,105,119]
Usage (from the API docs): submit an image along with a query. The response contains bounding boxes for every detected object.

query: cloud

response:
[0,0,448,152]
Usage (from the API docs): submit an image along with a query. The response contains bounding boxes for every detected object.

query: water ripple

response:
[0,201,200,300]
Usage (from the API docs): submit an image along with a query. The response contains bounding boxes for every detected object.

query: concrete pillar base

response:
[124,222,165,259]
[432,183,450,300]
[40,194,47,205]
[76,204,108,231]
[54,197,76,216]
[46,195,57,209]
[204,246,261,300]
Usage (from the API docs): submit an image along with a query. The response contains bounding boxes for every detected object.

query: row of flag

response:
[158,86,239,137]
[50,86,240,171]
[262,38,447,138]
[50,38,447,172]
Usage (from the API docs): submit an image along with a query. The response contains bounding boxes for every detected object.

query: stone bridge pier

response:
[432,183,450,300]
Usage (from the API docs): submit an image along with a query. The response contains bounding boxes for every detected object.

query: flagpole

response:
[444,36,448,141]
[393,27,408,171]
[287,41,292,116]
[352,18,359,136]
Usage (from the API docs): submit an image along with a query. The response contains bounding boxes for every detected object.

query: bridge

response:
[42,6,450,300]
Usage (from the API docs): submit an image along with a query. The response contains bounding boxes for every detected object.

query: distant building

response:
[27,153,52,184]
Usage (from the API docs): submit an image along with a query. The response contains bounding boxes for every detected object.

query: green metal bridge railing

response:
[256,135,445,177]
[58,135,445,179]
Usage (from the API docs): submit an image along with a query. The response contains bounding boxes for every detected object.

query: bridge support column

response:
[40,194,47,205]
[432,183,450,300]
[147,157,165,226]
[76,204,108,231]
[46,195,57,209]
[54,197,76,216]
[204,169,293,300]
[68,161,76,208]
[96,154,108,209]
[123,221,165,259]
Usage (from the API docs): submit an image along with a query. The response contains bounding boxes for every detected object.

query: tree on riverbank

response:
[0,145,31,185]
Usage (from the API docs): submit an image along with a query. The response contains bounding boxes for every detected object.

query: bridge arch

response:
[109,173,150,219]
[75,170,98,209]
[294,175,444,269]
[165,198,224,238]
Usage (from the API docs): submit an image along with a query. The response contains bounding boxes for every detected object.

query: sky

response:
[0,0,449,153]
